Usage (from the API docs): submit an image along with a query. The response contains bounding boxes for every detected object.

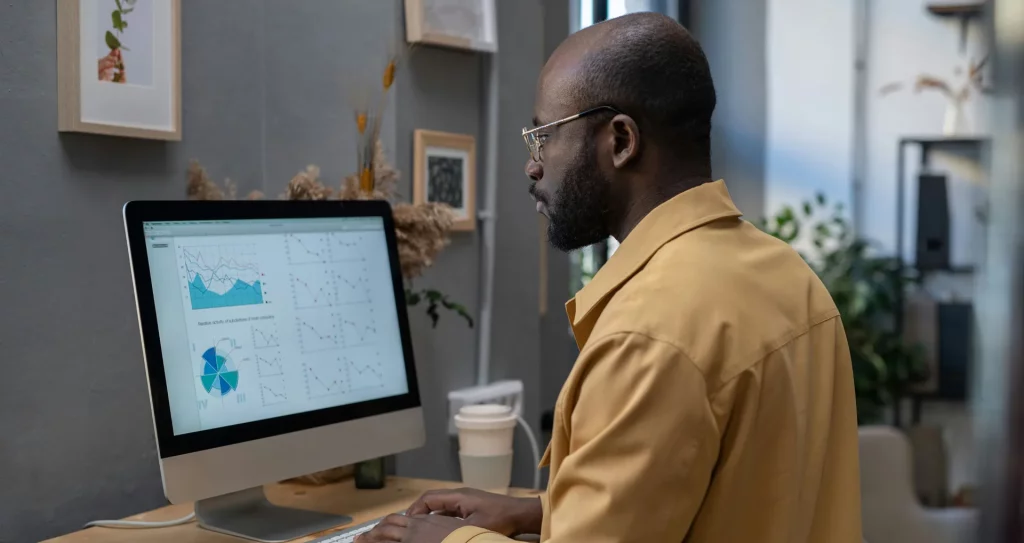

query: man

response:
[359,12,861,543]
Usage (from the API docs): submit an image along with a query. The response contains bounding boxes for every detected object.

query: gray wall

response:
[0,1,559,541]
[690,0,768,220]
[390,42,485,486]
[392,0,567,491]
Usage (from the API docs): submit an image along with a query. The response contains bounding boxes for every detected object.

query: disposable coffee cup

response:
[454,404,516,494]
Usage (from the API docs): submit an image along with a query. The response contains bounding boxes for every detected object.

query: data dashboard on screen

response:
[141,217,409,436]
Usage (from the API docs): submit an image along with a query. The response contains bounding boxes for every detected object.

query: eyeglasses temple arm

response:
[523,112,584,135]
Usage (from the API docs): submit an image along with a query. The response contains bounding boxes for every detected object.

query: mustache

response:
[529,183,547,203]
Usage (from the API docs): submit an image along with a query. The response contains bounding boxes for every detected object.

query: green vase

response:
[354,458,385,489]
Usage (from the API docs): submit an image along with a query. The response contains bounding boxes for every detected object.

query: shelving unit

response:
[895,136,989,282]
[895,136,989,424]
[926,2,985,17]
[926,1,986,51]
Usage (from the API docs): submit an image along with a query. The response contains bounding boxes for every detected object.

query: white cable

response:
[516,415,542,490]
[84,512,196,529]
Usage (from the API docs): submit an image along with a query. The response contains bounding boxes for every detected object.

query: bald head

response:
[542,12,716,166]
[526,14,716,250]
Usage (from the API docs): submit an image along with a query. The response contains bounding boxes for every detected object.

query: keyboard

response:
[308,516,386,543]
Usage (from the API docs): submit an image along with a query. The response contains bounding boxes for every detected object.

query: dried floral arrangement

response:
[879,55,990,135]
[879,55,989,101]
[186,49,472,329]
[185,50,474,485]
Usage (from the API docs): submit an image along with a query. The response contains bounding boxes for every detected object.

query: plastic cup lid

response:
[460,404,512,418]
[454,404,517,429]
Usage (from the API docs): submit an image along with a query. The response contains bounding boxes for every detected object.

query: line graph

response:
[250,323,280,349]
[339,313,378,347]
[334,268,372,305]
[296,315,342,354]
[180,244,264,310]
[289,268,337,309]
[254,351,283,378]
[285,233,332,265]
[302,350,384,399]
[340,350,385,391]
[303,364,347,398]
[329,233,370,262]
[259,376,288,406]
[285,233,368,265]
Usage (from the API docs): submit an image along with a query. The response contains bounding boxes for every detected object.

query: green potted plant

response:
[759,195,927,424]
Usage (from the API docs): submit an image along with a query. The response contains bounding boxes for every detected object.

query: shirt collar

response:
[566,180,742,339]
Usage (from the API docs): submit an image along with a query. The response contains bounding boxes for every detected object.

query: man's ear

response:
[609,114,640,169]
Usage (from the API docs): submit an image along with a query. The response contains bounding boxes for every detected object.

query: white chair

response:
[859,425,977,543]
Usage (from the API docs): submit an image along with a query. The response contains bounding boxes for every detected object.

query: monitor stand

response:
[195,486,351,542]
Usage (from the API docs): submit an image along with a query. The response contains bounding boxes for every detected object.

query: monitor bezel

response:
[124,200,422,459]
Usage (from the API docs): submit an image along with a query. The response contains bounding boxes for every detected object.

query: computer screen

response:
[141,217,410,436]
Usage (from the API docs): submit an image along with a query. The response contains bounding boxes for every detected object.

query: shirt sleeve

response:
[441,526,514,543]
[443,332,720,543]
[547,332,720,543]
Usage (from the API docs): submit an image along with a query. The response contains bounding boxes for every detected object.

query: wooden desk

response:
[45,477,542,543]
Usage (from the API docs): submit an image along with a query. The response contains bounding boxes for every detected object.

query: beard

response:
[546,143,612,252]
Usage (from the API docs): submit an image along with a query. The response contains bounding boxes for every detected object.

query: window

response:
[569,0,670,297]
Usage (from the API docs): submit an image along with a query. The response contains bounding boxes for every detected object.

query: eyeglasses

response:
[521,106,621,163]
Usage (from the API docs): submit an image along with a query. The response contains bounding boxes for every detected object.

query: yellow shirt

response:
[445,180,862,543]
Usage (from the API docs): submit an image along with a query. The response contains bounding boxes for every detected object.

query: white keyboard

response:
[309,516,384,543]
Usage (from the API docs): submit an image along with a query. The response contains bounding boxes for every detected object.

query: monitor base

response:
[195,486,351,542]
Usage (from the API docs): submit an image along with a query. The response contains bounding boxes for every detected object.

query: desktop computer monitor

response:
[123,200,425,542]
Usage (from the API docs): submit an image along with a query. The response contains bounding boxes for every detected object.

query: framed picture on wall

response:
[57,0,182,140]
[404,0,497,53]
[414,130,477,232]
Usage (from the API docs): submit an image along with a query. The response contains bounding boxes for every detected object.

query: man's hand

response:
[406,488,542,537]
[355,514,468,543]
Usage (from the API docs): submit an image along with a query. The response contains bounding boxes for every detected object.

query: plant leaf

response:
[441,298,475,328]
[427,301,440,328]
[816,193,826,206]
[112,10,122,28]
[104,31,121,51]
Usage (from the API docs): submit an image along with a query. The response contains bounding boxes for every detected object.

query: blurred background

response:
[1,1,1021,542]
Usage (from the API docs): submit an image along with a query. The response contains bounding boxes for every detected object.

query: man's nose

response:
[525,159,542,181]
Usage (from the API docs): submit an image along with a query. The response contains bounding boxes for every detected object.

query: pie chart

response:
[200,346,240,397]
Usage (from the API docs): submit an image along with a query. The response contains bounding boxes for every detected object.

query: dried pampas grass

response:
[393,202,454,280]
[187,161,263,201]
[284,165,334,201]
